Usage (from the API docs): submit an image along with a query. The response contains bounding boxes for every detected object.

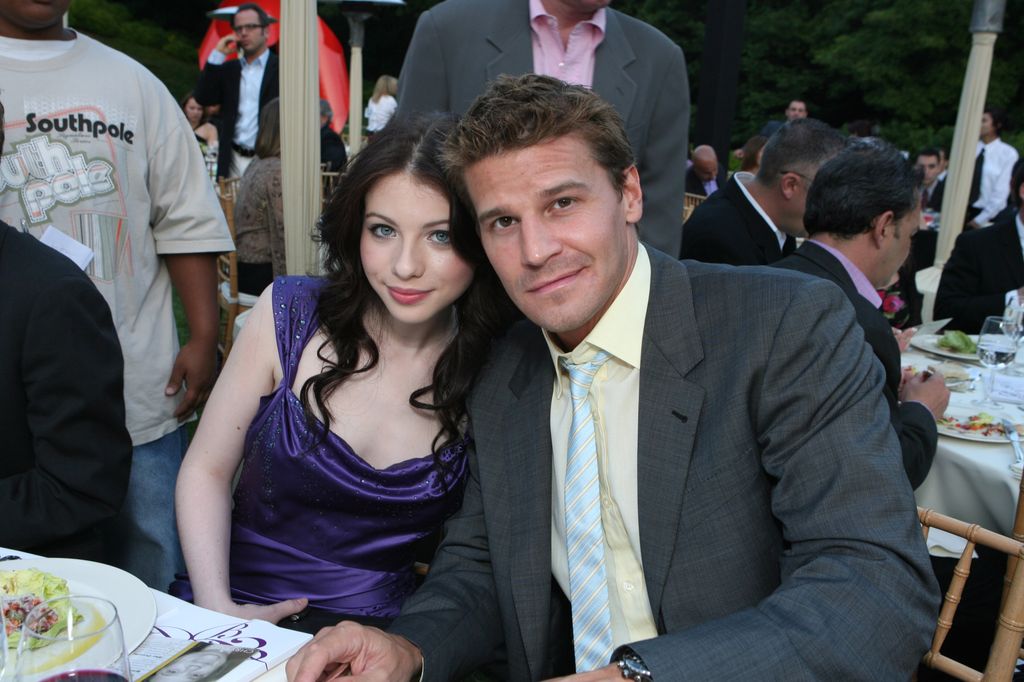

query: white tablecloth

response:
[907,349,1023,536]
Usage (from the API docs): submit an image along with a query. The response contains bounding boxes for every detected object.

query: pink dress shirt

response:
[529,0,606,87]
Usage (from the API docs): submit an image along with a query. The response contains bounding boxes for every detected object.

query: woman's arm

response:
[175,285,307,621]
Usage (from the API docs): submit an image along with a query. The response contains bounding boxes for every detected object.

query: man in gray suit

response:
[394,0,689,258]
[287,76,936,681]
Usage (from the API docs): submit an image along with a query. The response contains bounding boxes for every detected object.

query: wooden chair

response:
[215,177,256,358]
[321,167,342,208]
[917,507,1024,680]
[682,192,706,223]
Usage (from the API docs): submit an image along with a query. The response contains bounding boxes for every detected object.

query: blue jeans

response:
[104,426,188,591]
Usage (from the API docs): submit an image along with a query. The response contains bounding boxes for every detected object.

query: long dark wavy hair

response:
[301,114,516,473]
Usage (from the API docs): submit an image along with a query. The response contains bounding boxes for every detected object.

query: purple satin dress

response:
[173,276,468,618]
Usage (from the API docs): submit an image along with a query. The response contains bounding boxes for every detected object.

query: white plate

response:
[937,408,1011,443]
[910,333,980,363]
[1,558,156,652]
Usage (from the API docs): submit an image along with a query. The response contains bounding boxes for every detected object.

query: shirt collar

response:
[734,172,786,248]
[242,48,270,71]
[808,238,883,307]
[530,0,607,33]
[1016,213,1024,242]
[544,245,650,396]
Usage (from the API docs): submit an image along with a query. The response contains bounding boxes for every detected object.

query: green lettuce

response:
[2,569,72,649]
[937,330,977,354]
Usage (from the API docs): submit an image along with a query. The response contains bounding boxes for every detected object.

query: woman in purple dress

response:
[173,115,515,628]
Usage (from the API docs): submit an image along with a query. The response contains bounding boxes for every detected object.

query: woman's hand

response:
[207,597,309,625]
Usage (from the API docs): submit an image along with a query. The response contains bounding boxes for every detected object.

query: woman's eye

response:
[429,230,451,245]
[369,224,395,238]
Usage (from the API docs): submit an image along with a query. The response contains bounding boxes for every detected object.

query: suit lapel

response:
[728,178,781,263]
[485,1,534,82]
[592,11,637,127]
[637,254,706,620]
[505,335,557,678]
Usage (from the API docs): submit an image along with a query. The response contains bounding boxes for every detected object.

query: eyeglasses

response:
[233,23,265,33]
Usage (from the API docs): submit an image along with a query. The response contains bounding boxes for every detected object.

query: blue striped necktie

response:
[560,351,613,672]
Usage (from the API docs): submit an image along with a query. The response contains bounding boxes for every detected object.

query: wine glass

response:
[2,596,8,679]
[14,596,129,682]
[976,316,1017,405]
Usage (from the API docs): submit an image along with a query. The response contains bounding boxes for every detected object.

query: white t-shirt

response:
[365,95,397,133]
[0,33,234,445]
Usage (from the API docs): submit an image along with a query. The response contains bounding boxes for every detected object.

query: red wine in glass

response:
[41,671,128,682]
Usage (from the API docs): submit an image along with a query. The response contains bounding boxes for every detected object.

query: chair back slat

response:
[215,176,248,358]
[917,507,1024,680]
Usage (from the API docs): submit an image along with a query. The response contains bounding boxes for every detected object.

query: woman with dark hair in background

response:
[234,97,283,295]
[180,91,218,153]
[172,114,516,631]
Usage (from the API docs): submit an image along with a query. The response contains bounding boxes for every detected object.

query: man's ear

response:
[869,210,895,247]
[779,172,802,200]
[622,165,643,225]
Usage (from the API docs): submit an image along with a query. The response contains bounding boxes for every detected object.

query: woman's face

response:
[154,651,226,682]
[183,98,203,128]
[359,172,475,333]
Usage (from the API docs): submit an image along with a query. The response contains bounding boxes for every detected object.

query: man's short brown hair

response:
[444,74,635,205]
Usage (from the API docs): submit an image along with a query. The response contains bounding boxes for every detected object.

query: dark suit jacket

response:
[935,214,1024,334]
[776,242,938,488]
[395,0,689,257]
[320,125,348,172]
[389,249,936,680]
[0,222,131,559]
[924,178,945,212]
[684,166,725,197]
[195,51,280,178]
[681,175,792,264]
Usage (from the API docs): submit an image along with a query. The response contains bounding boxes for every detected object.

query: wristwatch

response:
[615,648,653,682]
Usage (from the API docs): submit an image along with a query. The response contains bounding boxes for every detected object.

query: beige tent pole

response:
[935,0,1005,266]
[345,12,370,156]
[916,0,1004,321]
[280,1,322,276]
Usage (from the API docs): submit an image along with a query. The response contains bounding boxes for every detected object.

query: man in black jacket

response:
[776,138,948,488]
[936,161,1024,333]
[681,119,845,264]
[195,3,279,178]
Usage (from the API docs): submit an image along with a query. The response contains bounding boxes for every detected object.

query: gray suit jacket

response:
[389,249,937,680]
[395,0,689,257]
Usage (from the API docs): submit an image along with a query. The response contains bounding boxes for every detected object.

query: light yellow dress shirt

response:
[545,245,659,651]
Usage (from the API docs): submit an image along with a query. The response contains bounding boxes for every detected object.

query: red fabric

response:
[198,0,349,131]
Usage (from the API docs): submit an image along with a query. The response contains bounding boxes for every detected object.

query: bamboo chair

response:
[682,192,706,223]
[917,507,1024,680]
[215,177,256,359]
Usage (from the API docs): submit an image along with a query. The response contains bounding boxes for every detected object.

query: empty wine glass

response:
[976,316,1017,405]
[14,596,129,682]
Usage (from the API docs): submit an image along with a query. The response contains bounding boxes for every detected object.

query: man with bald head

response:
[394,0,690,257]
[684,145,723,197]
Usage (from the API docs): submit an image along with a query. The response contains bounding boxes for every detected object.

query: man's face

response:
[878,206,921,287]
[980,112,995,139]
[785,100,808,120]
[0,0,71,39]
[692,154,718,183]
[915,154,941,187]
[465,134,642,350]
[232,9,267,55]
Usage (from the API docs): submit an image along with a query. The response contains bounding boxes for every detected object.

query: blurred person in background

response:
[234,98,284,296]
[366,75,398,136]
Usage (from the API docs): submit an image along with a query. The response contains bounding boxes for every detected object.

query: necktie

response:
[969,147,985,206]
[921,186,929,210]
[560,351,613,672]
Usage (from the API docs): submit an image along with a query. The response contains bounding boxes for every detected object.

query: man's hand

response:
[901,370,951,418]
[215,33,238,55]
[167,339,217,421]
[544,664,622,681]
[286,622,422,682]
[966,219,981,231]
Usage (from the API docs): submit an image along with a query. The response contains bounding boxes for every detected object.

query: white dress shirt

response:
[734,171,787,250]
[206,48,269,149]
[974,137,1019,225]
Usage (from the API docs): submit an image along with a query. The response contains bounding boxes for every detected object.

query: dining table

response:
[0,546,311,682]
[906,340,1024,537]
